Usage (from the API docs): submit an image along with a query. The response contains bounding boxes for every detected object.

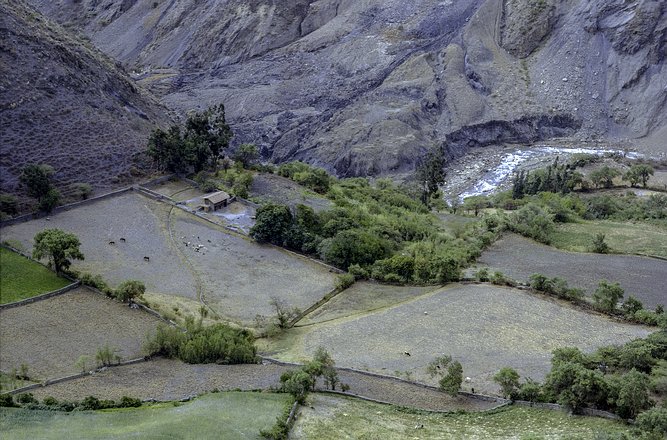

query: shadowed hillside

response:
[0,0,171,202]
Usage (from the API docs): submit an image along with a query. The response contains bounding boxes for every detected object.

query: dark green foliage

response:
[20,164,55,200]
[624,165,654,188]
[250,204,294,245]
[278,161,331,194]
[621,295,644,316]
[118,396,142,408]
[590,166,621,188]
[427,355,463,397]
[79,272,113,295]
[15,393,37,405]
[233,144,259,168]
[0,193,18,216]
[591,232,610,254]
[259,397,294,440]
[494,367,521,398]
[145,320,257,365]
[0,393,17,407]
[114,280,145,302]
[335,273,355,290]
[319,229,392,270]
[148,104,232,173]
[279,370,314,404]
[528,274,585,301]
[544,361,608,412]
[511,157,580,197]
[610,369,651,419]
[506,204,554,244]
[250,164,496,280]
[635,407,667,438]
[415,147,446,206]
[71,183,93,200]
[593,280,624,312]
[32,228,84,274]
[38,188,61,213]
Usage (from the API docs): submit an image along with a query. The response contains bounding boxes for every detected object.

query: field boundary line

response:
[0,281,81,310]
[314,390,512,414]
[261,357,508,406]
[4,357,148,396]
[289,286,345,327]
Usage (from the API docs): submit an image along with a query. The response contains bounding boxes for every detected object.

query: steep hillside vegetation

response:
[24,0,667,177]
[0,0,170,199]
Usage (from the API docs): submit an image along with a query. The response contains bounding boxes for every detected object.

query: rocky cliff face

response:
[22,0,667,176]
[0,0,170,197]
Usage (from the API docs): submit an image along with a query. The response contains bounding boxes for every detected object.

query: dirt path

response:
[28,358,498,412]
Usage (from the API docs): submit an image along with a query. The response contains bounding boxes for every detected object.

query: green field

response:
[0,247,70,304]
[0,392,290,440]
[551,220,667,257]
[292,394,631,439]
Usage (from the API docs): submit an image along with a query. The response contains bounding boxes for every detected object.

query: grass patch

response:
[0,391,290,439]
[551,220,667,257]
[293,394,632,439]
[0,247,70,304]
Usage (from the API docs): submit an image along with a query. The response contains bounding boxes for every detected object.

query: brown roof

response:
[203,190,231,204]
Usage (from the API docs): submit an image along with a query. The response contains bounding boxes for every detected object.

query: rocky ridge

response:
[21,0,667,177]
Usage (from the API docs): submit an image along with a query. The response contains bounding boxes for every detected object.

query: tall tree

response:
[416,147,446,206]
[32,229,84,274]
[184,104,233,172]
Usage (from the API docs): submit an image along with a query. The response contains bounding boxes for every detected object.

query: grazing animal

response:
[108,241,115,245]
[404,351,411,357]
[465,377,472,383]
[143,256,150,261]
[120,238,126,242]
[471,388,475,394]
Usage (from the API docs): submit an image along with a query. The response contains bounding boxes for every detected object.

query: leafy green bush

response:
[506,204,555,244]
[145,320,257,365]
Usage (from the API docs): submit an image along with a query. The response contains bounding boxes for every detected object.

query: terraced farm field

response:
[0,192,337,326]
[0,392,290,440]
[0,247,70,304]
[0,287,160,379]
[292,394,631,440]
[550,220,667,258]
[478,233,667,308]
[266,284,653,394]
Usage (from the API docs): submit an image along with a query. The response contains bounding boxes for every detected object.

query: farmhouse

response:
[203,190,232,212]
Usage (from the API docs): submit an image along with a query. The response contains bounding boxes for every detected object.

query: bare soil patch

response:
[298,282,437,326]
[0,192,337,326]
[168,209,337,325]
[0,192,197,300]
[250,173,332,212]
[0,287,160,379]
[478,233,667,308]
[29,358,291,402]
[265,284,653,395]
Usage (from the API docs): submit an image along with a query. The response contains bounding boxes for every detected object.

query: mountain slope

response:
[0,0,170,199]
[24,0,667,176]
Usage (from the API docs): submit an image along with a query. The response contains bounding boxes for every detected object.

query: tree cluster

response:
[250,169,499,284]
[20,164,61,212]
[144,317,257,365]
[147,104,232,173]
[494,331,667,427]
